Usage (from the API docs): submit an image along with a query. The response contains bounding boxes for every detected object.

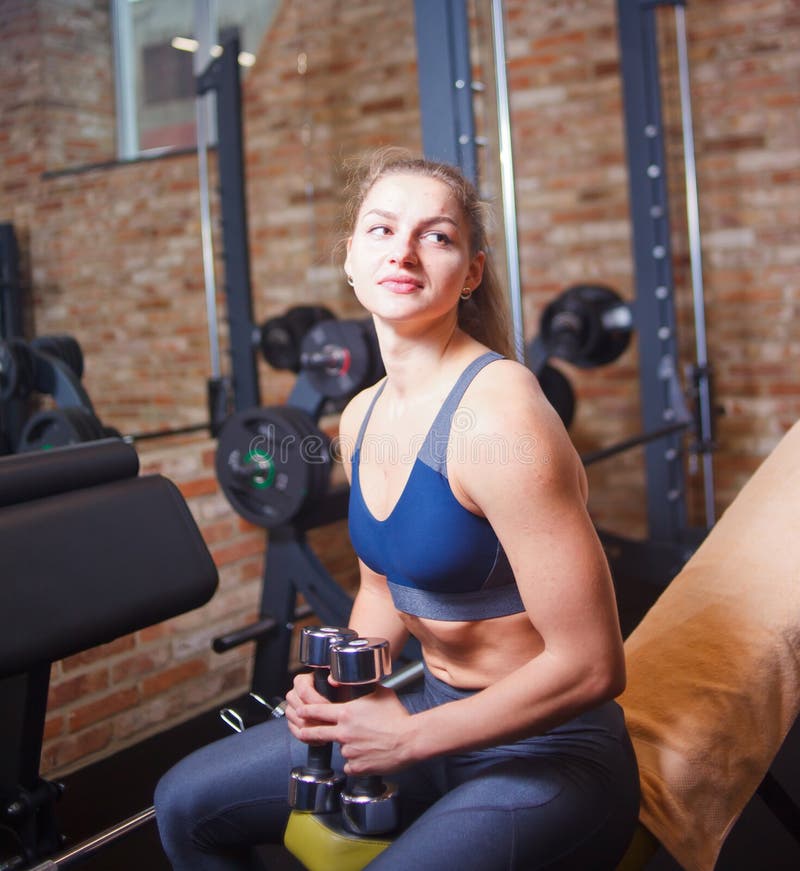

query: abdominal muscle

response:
[399,608,545,690]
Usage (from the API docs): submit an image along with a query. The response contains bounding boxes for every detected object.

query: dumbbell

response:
[288,626,358,813]
[329,637,399,836]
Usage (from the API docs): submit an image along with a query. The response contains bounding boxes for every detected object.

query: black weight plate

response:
[258,306,336,372]
[270,405,327,510]
[0,338,35,402]
[274,405,331,517]
[31,335,84,379]
[18,408,84,451]
[300,320,372,400]
[540,285,631,369]
[216,407,312,528]
[538,364,576,430]
[273,405,332,507]
[73,405,107,441]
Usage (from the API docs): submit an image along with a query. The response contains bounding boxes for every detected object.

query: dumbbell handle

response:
[329,637,398,834]
[340,682,384,797]
[304,667,339,772]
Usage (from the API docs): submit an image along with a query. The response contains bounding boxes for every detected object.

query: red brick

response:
[68,688,141,732]
[61,636,136,672]
[43,715,65,741]
[41,723,114,774]
[140,657,209,697]
[211,534,267,567]
[48,669,110,710]
[178,477,219,499]
[111,647,171,683]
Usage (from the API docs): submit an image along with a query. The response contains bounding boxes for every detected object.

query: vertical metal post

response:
[616,0,689,542]
[194,0,218,315]
[0,224,26,452]
[413,0,525,360]
[196,37,260,413]
[0,225,23,342]
[413,0,478,184]
[490,0,524,362]
[674,3,716,526]
[110,0,138,160]
[195,96,221,380]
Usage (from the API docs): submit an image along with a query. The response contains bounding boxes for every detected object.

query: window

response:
[112,0,279,159]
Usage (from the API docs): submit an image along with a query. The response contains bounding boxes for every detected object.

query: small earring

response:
[346,274,355,287]
[459,286,473,301]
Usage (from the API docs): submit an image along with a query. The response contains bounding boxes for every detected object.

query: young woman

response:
[155,150,640,870]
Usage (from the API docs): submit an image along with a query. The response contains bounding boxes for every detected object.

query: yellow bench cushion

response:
[284,812,390,871]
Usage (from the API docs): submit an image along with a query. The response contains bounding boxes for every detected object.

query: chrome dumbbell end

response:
[329,637,392,686]
[300,625,358,670]
[340,781,400,835]
[288,767,346,814]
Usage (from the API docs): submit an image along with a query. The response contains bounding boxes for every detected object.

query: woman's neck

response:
[373,318,474,402]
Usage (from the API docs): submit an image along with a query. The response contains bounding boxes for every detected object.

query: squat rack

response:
[195,2,720,693]
[413,0,716,547]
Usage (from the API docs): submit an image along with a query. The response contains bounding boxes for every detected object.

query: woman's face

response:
[344,172,484,328]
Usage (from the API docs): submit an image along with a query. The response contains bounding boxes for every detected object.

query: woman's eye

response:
[367,225,391,237]
[424,231,451,245]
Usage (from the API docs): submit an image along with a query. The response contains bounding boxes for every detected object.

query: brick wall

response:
[0,0,797,776]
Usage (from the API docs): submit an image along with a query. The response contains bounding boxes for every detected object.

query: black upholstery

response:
[0,440,219,678]
[0,438,139,508]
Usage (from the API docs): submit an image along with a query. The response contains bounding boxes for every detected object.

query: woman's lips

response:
[379,276,423,294]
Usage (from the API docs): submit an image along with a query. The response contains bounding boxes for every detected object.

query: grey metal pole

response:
[110,0,138,160]
[195,0,222,380]
[490,0,525,363]
[675,4,716,526]
[195,97,221,380]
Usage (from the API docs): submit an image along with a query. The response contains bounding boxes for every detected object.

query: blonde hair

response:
[341,148,515,359]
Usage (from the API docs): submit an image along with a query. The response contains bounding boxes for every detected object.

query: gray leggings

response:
[155,667,640,870]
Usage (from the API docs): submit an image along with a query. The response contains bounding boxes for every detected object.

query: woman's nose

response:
[388,234,417,265]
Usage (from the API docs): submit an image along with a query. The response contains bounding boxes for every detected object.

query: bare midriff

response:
[399,609,545,690]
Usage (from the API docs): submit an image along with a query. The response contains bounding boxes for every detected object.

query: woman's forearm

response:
[405,649,623,763]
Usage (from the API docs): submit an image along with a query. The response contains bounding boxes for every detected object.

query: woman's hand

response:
[284,672,334,743]
[286,684,416,776]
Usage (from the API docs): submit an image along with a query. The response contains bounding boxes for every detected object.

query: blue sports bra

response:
[348,351,525,621]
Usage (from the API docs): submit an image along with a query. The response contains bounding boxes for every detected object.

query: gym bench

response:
[0,439,218,869]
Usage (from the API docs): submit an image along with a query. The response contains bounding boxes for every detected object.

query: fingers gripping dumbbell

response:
[329,637,399,836]
[288,626,358,813]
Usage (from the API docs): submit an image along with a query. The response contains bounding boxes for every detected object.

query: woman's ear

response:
[468,250,486,290]
[344,238,353,280]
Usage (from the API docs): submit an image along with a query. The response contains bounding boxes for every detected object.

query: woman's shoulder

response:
[466,355,572,448]
[337,378,387,474]
[455,354,585,501]
[471,356,547,414]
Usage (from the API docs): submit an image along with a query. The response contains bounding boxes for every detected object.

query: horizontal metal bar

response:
[580,420,691,467]
[27,806,156,870]
[212,604,313,654]
[382,659,425,691]
[122,422,211,443]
